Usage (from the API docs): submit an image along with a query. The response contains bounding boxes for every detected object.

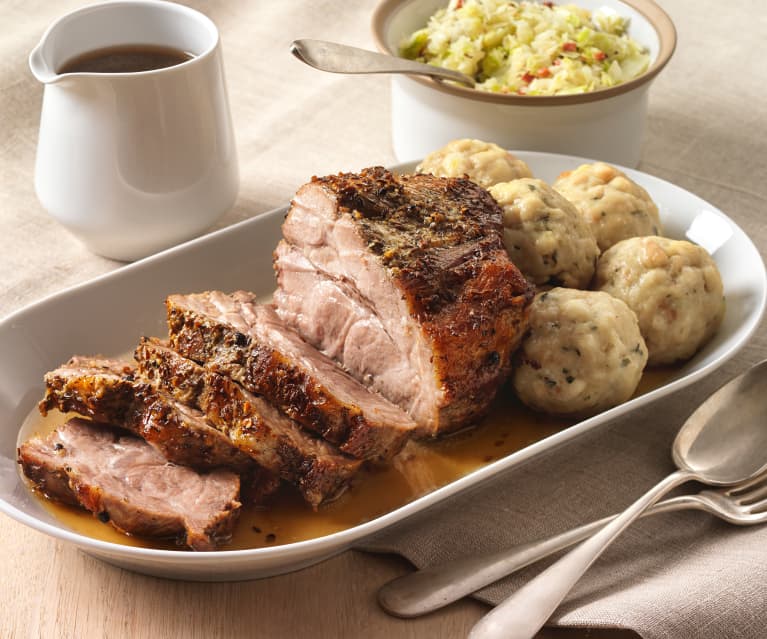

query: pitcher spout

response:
[29,40,62,84]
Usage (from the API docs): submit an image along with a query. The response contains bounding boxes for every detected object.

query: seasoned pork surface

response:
[277,166,534,435]
[39,356,258,473]
[18,418,241,550]
[166,291,416,460]
[135,337,362,507]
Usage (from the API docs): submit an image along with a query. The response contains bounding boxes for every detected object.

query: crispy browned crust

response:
[17,444,81,506]
[39,357,259,474]
[166,296,412,460]
[135,337,361,507]
[38,357,136,420]
[308,168,534,434]
[134,392,257,473]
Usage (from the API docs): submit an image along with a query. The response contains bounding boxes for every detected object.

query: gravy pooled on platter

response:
[23,368,674,551]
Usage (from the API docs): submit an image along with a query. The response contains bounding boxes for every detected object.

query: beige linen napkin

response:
[359,356,767,639]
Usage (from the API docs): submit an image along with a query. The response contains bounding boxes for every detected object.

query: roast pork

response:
[18,418,241,550]
[275,167,534,435]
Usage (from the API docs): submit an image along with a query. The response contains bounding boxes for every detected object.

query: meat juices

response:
[18,418,241,550]
[275,167,534,436]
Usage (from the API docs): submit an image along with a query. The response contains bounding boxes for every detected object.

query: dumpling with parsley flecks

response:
[594,236,725,366]
[417,139,532,189]
[490,178,599,289]
[512,288,647,416]
[553,162,661,252]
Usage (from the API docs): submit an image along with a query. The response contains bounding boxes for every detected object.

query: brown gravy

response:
[27,367,676,551]
[58,44,193,74]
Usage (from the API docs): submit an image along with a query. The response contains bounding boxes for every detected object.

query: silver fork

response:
[378,472,767,618]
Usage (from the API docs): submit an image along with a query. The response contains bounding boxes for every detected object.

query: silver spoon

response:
[469,359,767,639]
[378,473,767,617]
[289,39,475,88]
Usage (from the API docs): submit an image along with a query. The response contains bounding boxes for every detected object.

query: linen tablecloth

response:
[2,1,766,637]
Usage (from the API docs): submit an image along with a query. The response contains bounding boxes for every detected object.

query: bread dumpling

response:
[417,138,532,188]
[490,178,599,289]
[594,236,725,365]
[553,162,661,251]
[513,288,647,416]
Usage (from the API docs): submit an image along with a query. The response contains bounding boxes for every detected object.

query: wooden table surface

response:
[1,1,764,637]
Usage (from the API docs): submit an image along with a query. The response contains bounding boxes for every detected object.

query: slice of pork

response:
[166,291,416,460]
[277,167,534,436]
[274,242,415,409]
[18,418,241,550]
[39,356,258,473]
[135,337,362,507]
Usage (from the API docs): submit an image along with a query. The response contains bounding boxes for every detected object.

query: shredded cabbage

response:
[399,0,650,96]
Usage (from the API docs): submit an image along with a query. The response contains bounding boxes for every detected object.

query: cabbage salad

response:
[399,0,650,95]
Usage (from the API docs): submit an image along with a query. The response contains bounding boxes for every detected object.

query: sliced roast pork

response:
[275,167,534,436]
[165,291,416,460]
[39,356,257,472]
[274,243,414,409]
[18,418,241,550]
[134,337,362,507]
[38,357,281,504]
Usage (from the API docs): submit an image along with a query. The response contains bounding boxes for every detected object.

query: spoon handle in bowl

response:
[290,39,475,87]
[468,468,697,639]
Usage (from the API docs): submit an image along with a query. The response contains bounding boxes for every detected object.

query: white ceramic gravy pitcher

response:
[29,0,239,261]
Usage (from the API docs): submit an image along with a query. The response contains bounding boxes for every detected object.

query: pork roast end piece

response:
[278,167,534,435]
[39,356,259,474]
[38,356,281,506]
[38,356,136,420]
[18,418,241,550]
[166,291,416,460]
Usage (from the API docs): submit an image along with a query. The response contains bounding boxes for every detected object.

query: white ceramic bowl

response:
[372,0,676,167]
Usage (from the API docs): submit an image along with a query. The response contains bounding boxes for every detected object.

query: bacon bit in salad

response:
[562,41,577,52]
[454,0,464,8]
[522,72,535,83]
[543,1,555,6]
[594,50,607,61]
[537,67,552,78]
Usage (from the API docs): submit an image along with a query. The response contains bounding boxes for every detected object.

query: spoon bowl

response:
[673,359,767,483]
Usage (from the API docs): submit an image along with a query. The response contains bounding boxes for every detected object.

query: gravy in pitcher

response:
[59,44,194,74]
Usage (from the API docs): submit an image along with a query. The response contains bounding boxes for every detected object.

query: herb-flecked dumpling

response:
[553,162,661,251]
[512,288,647,416]
[490,178,599,289]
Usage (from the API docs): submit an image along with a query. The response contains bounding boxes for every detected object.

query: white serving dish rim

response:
[0,150,763,579]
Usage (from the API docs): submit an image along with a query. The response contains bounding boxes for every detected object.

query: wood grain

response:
[0,512,636,638]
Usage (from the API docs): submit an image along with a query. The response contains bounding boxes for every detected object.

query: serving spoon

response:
[289,39,475,88]
[468,359,767,639]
